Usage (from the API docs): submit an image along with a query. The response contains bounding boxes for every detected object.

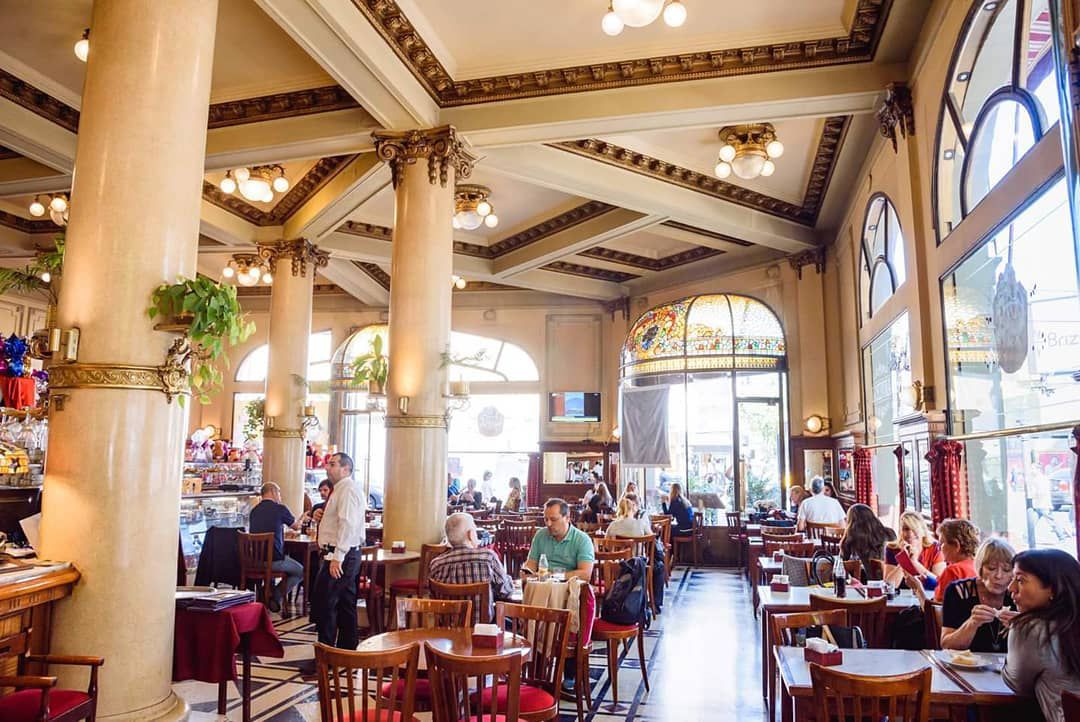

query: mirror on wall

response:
[803,449,834,487]
[542,451,603,484]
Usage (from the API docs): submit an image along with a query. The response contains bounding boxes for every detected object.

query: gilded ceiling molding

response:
[455,280,519,291]
[453,240,491,258]
[236,282,343,297]
[660,220,755,247]
[876,82,915,152]
[0,209,61,233]
[201,155,355,226]
[0,69,79,132]
[553,116,850,226]
[258,239,330,277]
[788,247,827,279]
[339,221,394,241]
[352,0,893,106]
[354,261,391,290]
[371,126,476,188]
[581,245,723,271]
[542,261,639,283]
[486,201,615,257]
[207,86,360,129]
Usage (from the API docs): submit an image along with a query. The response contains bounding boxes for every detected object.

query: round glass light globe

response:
[28,201,45,217]
[766,140,784,158]
[714,161,732,179]
[460,210,483,230]
[601,11,625,36]
[261,186,274,203]
[222,266,235,278]
[262,272,273,285]
[220,176,237,194]
[761,160,776,177]
[234,167,250,183]
[50,196,68,213]
[452,215,462,229]
[248,266,262,280]
[718,144,736,162]
[731,151,766,179]
[74,38,89,62]
[663,1,687,27]
[613,0,664,27]
[272,176,289,193]
[237,271,258,287]
[455,277,467,289]
[476,200,492,216]
[484,213,499,228]
[40,272,50,284]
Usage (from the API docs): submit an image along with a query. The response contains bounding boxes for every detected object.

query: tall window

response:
[935,0,1058,239]
[862,313,914,517]
[860,194,907,321]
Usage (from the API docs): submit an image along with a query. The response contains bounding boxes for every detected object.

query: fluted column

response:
[372,126,475,549]
[260,239,328,513]
[37,1,217,719]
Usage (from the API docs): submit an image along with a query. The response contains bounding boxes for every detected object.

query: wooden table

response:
[758,585,919,715]
[376,549,421,564]
[283,535,319,610]
[774,646,1034,722]
[752,557,784,610]
[0,562,79,678]
[357,627,531,669]
[746,537,819,584]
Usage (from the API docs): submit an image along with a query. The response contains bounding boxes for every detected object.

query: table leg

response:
[242,632,252,722]
[760,608,769,698]
[781,684,793,722]
[217,680,227,715]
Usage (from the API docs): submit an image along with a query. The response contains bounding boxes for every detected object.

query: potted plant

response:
[0,233,65,323]
[349,334,389,395]
[146,275,255,405]
[243,397,265,440]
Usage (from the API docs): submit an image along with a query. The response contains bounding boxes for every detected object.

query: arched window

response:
[859,194,907,320]
[235,330,333,383]
[935,0,1057,239]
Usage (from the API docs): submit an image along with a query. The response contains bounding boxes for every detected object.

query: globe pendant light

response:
[613,0,665,27]
[453,184,498,231]
[714,123,785,181]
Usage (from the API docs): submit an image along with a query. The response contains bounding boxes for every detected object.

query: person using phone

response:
[885,511,946,589]
[940,536,1015,653]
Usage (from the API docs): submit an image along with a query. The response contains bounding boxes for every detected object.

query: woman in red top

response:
[932,518,980,603]
[885,511,946,588]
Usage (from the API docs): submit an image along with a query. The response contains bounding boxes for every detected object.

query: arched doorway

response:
[620,294,789,515]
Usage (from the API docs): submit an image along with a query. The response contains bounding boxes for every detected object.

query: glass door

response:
[736,398,783,511]
[340,408,385,502]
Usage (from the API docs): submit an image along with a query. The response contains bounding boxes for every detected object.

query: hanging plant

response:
[349,334,389,393]
[146,275,255,405]
[0,233,65,305]
[243,397,265,440]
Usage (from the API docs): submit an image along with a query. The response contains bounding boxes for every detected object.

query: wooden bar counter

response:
[0,562,80,677]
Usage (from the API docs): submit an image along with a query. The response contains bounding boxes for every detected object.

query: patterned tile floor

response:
[176,567,767,722]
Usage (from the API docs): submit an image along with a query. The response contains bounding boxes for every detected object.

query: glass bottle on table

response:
[538,553,549,579]
[833,555,846,598]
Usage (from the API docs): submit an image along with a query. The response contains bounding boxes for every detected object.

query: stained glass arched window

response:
[621,294,786,378]
[860,194,907,321]
[935,0,1057,240]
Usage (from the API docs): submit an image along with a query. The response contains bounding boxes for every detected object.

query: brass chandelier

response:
[223,254,272,287]
[714,123,785,180]
[602,0,686,36]
[28,194,69,226]
[218,165,290,204]
[453,185,498,230]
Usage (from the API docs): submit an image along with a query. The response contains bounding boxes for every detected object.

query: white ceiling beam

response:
[319,256,390,306]
[649,222,756,253]
[255,0,438,130]
[205,109,378,170]
[283,153,389,240]
[0,99,76,173]
[492,209,664,277]
[482,144,816,252]
[0,173,71,199]
[502,268,626,301]
[624,246,786,296]
[445,62,905,148]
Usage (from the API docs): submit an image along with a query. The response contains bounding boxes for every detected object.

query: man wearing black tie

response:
[311,452,366,650]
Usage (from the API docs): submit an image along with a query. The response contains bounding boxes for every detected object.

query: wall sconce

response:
[398,396,409,415]
[299,405,319,435]
[264,415,277,429]
[803,414,830,434]
[30,327,80,362]
[868,415,882,432]
[444,381,470,419]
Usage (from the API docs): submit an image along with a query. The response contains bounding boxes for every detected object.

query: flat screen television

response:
[549,392,601,422]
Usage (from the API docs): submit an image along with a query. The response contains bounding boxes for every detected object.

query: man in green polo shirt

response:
[523,498,595,581]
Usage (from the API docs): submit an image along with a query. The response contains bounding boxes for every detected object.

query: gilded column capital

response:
[371,125,477,189]
[257,239,330,278]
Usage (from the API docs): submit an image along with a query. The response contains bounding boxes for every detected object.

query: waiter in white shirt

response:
[796,475,847,530]
[312,452,366,649]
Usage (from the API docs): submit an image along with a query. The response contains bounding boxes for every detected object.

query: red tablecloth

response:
[173,603,284,683]
[0,377,35,409]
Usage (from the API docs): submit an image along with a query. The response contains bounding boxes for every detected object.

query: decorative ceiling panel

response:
[580,244,723,271]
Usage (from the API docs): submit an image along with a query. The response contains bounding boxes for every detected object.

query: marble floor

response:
[176,567,767,722]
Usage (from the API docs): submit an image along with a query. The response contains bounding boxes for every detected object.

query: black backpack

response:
[601,556,648,625]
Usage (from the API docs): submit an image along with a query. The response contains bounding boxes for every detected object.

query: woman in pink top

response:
[933,518,980,603]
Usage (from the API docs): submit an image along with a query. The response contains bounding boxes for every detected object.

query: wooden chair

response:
[590,558,650,707]
[496,521,538,577]
[395,597,472,631]
[761,523,797,536]
[810,664,931,722]
[820,532,842,555]
[592,548,632,598]
[768,610,849,715]
[358,545,385,635]
[484,603,571,722]
[237,531,287,607]
[314,641,419,722]
[565,583,597,722]
[924,600,943,650]
[805,521,845,540]
[429,579,492,624]
[1063,690,1080,722]
[0,630,103,722]
[809,593,888,648]
[764,540,817,558]
[726,512,748,571]
[672,511,704,567]
[595,536,634,554]
[761,531,805,543]
[387,542,449,628]
[609,533,659,616]
[650,515,674,585]
[426,642,522,722]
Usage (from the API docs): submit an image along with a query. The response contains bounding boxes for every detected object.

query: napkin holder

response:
[391,540,406,554]
[472,623,504,649]
[770,574,790,592]
[804,637,842,666]
[866,581,885,598]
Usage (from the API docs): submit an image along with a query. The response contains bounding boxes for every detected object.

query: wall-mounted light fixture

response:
[899,380,935,412]
[398,396,409,415]
[803,414,830,435]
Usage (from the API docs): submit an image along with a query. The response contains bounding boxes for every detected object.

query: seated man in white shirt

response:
[796,476,847,531]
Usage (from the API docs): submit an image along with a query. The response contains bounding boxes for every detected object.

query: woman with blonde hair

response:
[884,511,946,588]
[940,536,1015,653]
[607,493,653,538]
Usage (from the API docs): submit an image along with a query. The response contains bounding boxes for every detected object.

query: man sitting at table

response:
[522,498,595,581]
[249,482,304,613]
[429,512,515,620]
[796,475,846,531]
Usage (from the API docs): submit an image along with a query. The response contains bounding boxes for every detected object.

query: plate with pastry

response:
[941,650,993,670]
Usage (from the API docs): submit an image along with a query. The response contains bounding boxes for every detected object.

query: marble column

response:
[260,240,328,513]
[372,127,475,549]
[37,1,218,719]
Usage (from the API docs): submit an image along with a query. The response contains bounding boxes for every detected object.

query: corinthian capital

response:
[257,239,330,278]
[372,125,477,189]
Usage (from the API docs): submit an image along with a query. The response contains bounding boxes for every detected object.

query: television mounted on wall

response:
[549,392,601,422]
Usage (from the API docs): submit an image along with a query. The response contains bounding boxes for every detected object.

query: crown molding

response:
[486,201,615,257]
[0,69,79,133]
[542,261,638,283]
[0,209,61,233]
[552,116,850,226]
[580,244,723,271]
[354,261,391,290]
[202,155,355,226]
[236,282,344,297]
[659,220,755,247]
[0,145,18,161]
[351,0,892,106]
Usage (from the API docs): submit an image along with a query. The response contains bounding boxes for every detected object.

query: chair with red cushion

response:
[387,543,448,629]
[380,598,473,713]
[314,641,419,722]
[358,545,386,634]
[589,557,649,707]
[564,583,596,722]
[476,603,570,722]
[0,630,104,722]
[428,642,522,722]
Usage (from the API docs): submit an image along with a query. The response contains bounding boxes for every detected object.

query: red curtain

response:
[1072,426,1080,549]
[926,439,966,527]
[893,444,906,512]
[525,452,542,509]
[854,447,874,510]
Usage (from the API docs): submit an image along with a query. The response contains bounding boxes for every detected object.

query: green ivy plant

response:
[0,233,65,305]
[243,397,265,440]
[146,275,255,405]
[349,334,389,388]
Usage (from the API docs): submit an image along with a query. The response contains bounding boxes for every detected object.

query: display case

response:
[179,491,259,573]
